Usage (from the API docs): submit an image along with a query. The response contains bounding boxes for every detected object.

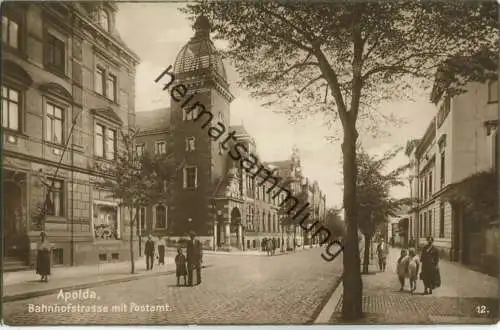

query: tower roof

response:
[173,15,227,81]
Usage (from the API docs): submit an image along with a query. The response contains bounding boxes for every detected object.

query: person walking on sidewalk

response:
[36,232,52,282]
[144,235,155,270]
[408,248,420,294]
[157,236,166,266]
[376,238,389,271]
[420,236,440,295]
[175,247,187,286]
[186,231,203,286]
[396,249,410,292]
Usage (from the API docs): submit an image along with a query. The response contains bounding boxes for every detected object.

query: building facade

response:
[2,2,139,269]
[135,16,327,251]
[406,76,498,270]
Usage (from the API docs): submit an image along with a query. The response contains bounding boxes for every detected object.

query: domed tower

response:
[169,15,234,238]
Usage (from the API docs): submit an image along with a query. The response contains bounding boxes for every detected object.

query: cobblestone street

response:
[3,247,342,325]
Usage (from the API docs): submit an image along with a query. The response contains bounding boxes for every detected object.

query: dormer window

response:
[97,9,109,32]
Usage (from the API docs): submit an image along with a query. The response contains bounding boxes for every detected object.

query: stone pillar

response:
[213,222,218,251]
[238,224,243,249]
[224,221,230,245]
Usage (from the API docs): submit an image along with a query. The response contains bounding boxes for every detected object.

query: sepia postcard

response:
[1,0,499,325]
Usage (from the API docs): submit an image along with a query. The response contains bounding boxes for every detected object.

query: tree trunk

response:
[129,207,135,274]
[362,235,372,274]
[341,122,363,320]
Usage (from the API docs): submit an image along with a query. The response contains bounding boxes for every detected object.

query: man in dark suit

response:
[144,235,155,270]
[186,231,203,286]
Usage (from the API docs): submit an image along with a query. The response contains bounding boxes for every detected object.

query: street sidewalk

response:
[2,256,176,302]
[328,247,499,324]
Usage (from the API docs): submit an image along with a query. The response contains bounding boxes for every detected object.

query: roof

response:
[173,16,227,82]
[135,108,171,132]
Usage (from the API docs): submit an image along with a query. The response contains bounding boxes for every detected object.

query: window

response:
[46,103,64,144]
[155,141,166,154]
[139,207,146,232]
[46,179,64,217]
[218,142,224,155]
[136,144,145,157]
[186,137,195,151]
[1,85,19,131]
[95,124,116,160]
[439,202,445,238]
[93,203,119,240]
[97,9,109,32]
[440,151,445,187]
[52,248,64,265]
[183,108,198,121]
[106,73,116,102]
[95,67,105,95]
[495,131,498,173]
[105,128,116,160]
[419,214,423,236]
[428,172,433,197]
[46,33,65,73]
[2,13,19,49]
[428,210,432,236]
[95,124,104,157]
[488,80,498,103]
[423,212,427,236]
[155,204,167,229]
[423,178,428,200]
[183,166,197,189]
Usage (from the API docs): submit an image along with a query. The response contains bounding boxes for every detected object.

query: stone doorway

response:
[3,170,28,261]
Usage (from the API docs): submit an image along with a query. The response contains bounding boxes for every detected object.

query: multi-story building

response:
[2,2,139,269]
[406,65,498,272]
[135,16,327,251]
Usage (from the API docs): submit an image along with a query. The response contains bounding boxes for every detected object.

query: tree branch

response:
[297,75,324,93]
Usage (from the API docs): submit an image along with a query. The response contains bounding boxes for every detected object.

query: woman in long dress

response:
[36,232,51,282]
[420,236,440,294]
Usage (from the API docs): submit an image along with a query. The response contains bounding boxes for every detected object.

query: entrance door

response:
[3,180,25,259]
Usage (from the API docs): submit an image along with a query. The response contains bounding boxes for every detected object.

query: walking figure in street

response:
[157,236,166,266]
[420,236,440,295]
[266,239,273,256]
[396,249,409,292]
[408,248,420,294]
[186,231,203,286]
[376,238,389,271]
[144,235,155,270]
[36,232,51,282]
[261,238,267,253]
[175,247,187,286]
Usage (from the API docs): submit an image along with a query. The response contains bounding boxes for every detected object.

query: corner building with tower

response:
[136,16,328,251]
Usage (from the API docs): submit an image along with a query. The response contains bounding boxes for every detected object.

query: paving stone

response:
[3,247,342,325]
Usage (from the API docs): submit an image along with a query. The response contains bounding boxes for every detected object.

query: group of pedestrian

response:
[262,237,277,255]
[395,236,441,295]
[144,235,167,270]
[34,230,203,287]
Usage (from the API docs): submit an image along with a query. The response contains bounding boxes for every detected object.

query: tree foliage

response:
[94,129,176,273]
[356,146,412,238]
[181,1,498,320]
[323,208,346,239]
[442,170,498,227]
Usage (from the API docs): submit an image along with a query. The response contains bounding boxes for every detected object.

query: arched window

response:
[98,9,109,32]
[262,211,266,232]
[154,204,167,229]
[267,213,272,233]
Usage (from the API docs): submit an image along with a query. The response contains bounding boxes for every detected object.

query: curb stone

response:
[310,273,343,324]
[3,265,212,303]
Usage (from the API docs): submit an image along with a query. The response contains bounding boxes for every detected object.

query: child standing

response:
[408,248,420,294]
[175,247,187,286]
[396,249,409,292]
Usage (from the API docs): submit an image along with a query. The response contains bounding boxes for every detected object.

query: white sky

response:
[115,3,437,208]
